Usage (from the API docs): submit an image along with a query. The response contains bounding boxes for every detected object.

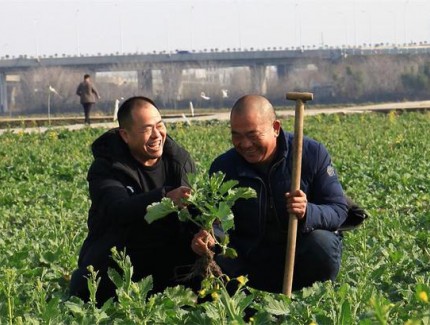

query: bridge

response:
[1,46,429,113]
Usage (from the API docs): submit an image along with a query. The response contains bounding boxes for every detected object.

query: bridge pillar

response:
[0,72,7,113]
[250,64,267,94]
[137,69,153,97]
[276,64,289,80]
[161,67,183,107]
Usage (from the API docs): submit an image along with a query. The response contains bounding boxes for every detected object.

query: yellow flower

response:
[198,289,206,297]
[309,322,317,325]
[388,110,397,123]
[48,131,58,140]
[419,291,428,303]
[237,275,248,286]
[211,292,219,301]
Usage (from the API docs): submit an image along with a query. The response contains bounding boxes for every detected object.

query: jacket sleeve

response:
[91,85,100,99]
[301,143,348,233]
[87,159,166,231]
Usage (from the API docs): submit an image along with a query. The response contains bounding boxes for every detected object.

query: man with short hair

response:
[193,94,348,293]
[76,74,100,124]
[70,96,197,304]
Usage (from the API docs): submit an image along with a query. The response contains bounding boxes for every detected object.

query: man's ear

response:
[119,128,129,144]
[273,120,281,136]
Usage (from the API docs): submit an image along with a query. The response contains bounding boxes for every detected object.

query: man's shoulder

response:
[210,148,237,172]
[91,129,124,157]
[303,136,324,150]
[213,148,237,161]
[163,136,193,162]
[280,130,323,155]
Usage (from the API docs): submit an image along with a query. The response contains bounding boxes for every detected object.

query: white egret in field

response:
[200,92,210,100]
[221,89,229,98]
[47,85,62,125]
[49,85,60,96]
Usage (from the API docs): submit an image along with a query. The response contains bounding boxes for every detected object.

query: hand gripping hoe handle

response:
[283,92,313,297]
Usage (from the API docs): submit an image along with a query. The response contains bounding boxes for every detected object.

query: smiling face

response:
[119,103,167,166]
[230,95,280,165]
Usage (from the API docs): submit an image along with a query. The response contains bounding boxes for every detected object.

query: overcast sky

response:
[1,0,429,57]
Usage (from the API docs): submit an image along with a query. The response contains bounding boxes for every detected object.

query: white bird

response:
[48,85,59,95]
[221,89,229,98]
[48,85,62,98]
[200,92,210,100]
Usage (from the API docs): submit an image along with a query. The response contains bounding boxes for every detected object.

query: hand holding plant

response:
[145,171,256,279]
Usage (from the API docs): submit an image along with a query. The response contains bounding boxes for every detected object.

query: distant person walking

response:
[76,74,100,124]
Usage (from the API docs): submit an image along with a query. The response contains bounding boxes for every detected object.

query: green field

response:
[0,112,429,324]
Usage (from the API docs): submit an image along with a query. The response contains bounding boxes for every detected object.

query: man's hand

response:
[191,229,215,256]
[285,189,308,220]
[165,186,191,208]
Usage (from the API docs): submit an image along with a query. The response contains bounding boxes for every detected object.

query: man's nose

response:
[239,136,253,148]
[151,127,161,137]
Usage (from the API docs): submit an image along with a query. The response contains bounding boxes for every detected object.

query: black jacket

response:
[77,128,196,289]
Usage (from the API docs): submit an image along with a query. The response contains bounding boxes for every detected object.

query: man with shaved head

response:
[70,96,198,305]
[195,94,348,294]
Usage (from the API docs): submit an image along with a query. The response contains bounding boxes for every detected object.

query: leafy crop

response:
[145,171,256,257]
[145,171,256,281]
[0,112,429,324]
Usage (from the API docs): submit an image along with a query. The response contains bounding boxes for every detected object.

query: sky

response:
[1,0,430,58]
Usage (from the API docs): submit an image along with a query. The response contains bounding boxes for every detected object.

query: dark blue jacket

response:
[209,128,348,274]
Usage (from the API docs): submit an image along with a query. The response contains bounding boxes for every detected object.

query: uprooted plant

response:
[144,171,256,280]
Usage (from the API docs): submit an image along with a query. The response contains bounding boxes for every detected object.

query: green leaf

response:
[107,268,123,289]
[185,311,214,325]
[228,187,257,204]
[162,285,196,306]
[219,179,239,195]
[137,275,154,299]
[178,208,192,222]
[262,294,290,316]
[216,202,235,232]
[64,301,85,316]
[145,197,178,224]
[339,300,352,325]
[224,247,238,259]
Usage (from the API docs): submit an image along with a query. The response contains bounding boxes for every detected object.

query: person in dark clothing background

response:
[76,74,100,125]
[70,96,198,304]
[192,94,348,294]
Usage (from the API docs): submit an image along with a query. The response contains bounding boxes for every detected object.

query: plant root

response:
[176,249,222,282]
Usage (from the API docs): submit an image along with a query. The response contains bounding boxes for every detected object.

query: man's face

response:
[230,110,280,165]
[119,104,167,166]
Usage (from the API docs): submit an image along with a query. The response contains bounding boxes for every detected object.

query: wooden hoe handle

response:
[282,92,313,297]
